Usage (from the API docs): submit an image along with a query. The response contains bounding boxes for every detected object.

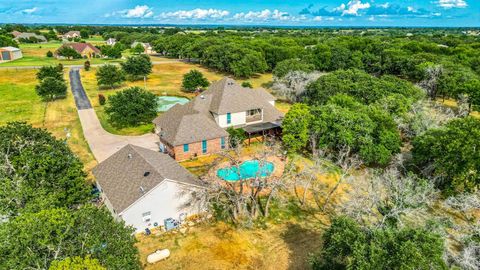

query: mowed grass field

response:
[80,60,278,135]
[0,36,124,67]
[0,69,97,173]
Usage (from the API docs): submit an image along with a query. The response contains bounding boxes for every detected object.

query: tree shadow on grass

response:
[280,222,323,270]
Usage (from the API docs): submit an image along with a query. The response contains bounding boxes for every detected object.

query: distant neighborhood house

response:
[106,38,116,46]
[62,30,81,39]
[153,78,284,160]
[12,31,47,43]
[131,41,155,54]
[93,144,205,232]
[55,42,101,59]
[0,47,23,62]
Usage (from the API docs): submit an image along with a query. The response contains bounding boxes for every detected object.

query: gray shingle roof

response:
[207,78,276,114]
[153,77,283,146]
[13,32,47,42]
[92,144,202,213]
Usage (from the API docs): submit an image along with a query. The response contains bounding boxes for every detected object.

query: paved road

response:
[69,69,159,162]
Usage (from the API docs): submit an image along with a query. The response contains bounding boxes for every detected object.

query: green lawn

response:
[0,69,97,172]
[0,38,124,67]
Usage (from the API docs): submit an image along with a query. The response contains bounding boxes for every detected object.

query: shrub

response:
[227,127,246,148]
[98,94,106,105]
[46,51,53,58]
[84,60,91,71]
[241,81,253,88]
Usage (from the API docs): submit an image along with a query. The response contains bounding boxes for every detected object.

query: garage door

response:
[1,51,11,60]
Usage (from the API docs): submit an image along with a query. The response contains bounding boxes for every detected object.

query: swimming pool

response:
[156,96,189,112]
[217,160,275,181]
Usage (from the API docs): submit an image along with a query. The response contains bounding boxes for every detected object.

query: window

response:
[202,140,207,154]
[227,113,231,124]
[183,144,189,152]
[221,137,226,149]
[142,211,151,222]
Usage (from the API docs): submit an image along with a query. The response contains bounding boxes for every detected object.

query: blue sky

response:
[0,0,478,26]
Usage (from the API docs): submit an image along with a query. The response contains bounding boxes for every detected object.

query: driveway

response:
[70,68,159,162]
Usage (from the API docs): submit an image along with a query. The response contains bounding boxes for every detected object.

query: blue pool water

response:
[156,96,189,112]
[217,160,275,181]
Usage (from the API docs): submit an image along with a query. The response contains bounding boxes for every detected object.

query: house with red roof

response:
[55,42,101,59]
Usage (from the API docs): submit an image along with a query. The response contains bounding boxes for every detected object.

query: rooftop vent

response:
[139,186,145,194]
[200,95,205,99]
[144,171,150,177]
[127,153,133,159]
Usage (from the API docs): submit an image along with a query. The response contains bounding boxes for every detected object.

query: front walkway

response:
[70,68,159,162]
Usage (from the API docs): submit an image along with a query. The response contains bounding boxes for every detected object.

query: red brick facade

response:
[162,137,228,161]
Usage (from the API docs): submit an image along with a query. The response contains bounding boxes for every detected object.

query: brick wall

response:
[172,137,227,161]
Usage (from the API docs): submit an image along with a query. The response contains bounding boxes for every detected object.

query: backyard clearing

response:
[137,220,323,270]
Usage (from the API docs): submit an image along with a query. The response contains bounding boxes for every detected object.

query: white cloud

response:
[21,7,38,15]
[379,3,390,9]
[335,1,371,16]
[436,0,468,8]
[233,9,290,21]
[123,5,154,18]
[159,9,229,20]
[106,5,154,18]
[313,16,323,21]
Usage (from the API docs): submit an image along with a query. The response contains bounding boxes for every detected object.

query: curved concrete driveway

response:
[70,68,159,162]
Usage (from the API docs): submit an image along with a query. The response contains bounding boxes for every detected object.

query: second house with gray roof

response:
[153,78,284,161]
[93,144,205,232]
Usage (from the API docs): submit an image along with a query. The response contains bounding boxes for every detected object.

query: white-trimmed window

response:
[142,211,152,222]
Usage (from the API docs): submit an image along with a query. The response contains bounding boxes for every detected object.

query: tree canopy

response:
[121,54,152,80]
[105,87,158,127]
[35,77,68,101]
[412,117,480,194]
[302,69,423,106]
[273,58,314,78]
[0,122,91,217]
[182,69,209,92]
[56,46,82,59]
[37,65,65,81]
[281,103,312,154]
[96,64,126,89]
[0,206,140,270]
[311,216,447,270]
[283,95,401,165]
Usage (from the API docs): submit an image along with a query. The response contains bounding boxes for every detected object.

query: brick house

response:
[62,31,81,39]
[153,78,284,161]
[55,43,101,59]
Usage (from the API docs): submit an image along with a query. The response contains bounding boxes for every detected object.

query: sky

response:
[0,0,478,27]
